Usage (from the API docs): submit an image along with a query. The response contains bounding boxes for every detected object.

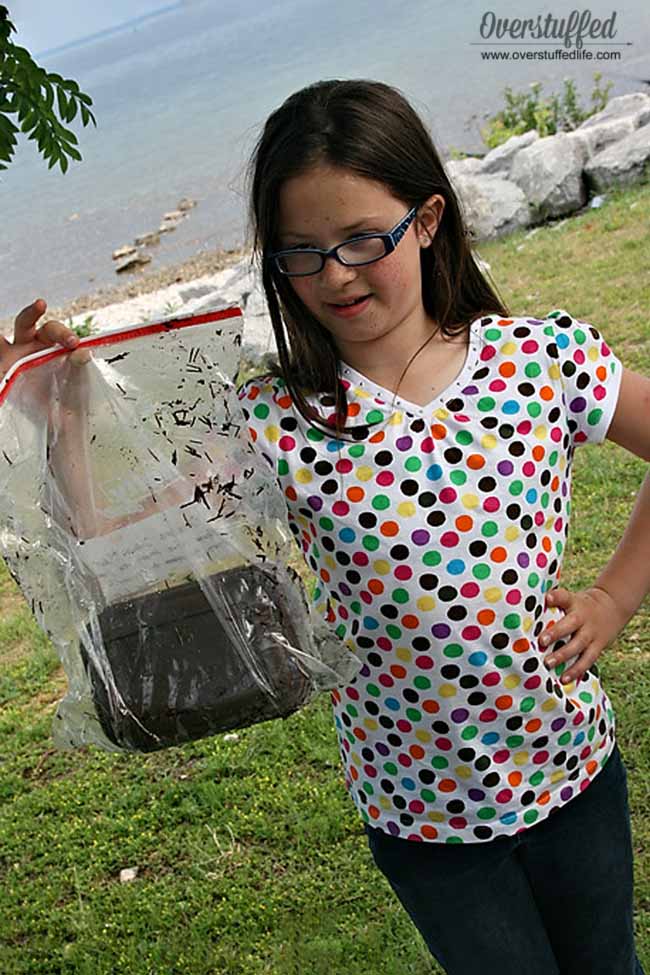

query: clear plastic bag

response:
[0,305,359,753]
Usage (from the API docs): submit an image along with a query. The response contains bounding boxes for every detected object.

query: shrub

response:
[481,73,612,149]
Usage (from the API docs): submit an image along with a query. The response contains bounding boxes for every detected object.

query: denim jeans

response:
[365,740,645,975]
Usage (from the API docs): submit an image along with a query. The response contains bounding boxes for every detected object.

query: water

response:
[2,0,648,319]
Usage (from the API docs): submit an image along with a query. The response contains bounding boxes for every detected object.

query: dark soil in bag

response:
[80,563,313,751]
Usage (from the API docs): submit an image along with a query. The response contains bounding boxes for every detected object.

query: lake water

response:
[1,0,648,319]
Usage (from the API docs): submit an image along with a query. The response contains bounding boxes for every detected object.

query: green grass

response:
[2,181,650,974]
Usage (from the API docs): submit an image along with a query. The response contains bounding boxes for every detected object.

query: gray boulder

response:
[566,117,638,160]
[445,156,484,183]
[189,257,276,362]
[584,125,650,191]
[510,133,588,220]
[479,130,540,176]
[452,173,531,240]
[579,93,650,130]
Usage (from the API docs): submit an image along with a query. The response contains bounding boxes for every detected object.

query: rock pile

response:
[112,198,197,273]
[446,93,650,239]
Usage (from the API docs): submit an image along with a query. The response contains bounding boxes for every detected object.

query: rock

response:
[178,197,197,211]
[566,117,637,160]
[579,93,650,130]
[479,130,540,176]
[115,252,152,274]
[112,244,138,261]
[584,125,650,192]
[119,867,138,883]
[134,232,161,247]
[445,157,483,183]
[179,284,223,303]
[159,210,188,234]
[451,173,531,240]
[184,257,275,363]
[510,133,588,220]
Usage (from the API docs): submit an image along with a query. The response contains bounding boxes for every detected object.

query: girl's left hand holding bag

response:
[539,585,630,685]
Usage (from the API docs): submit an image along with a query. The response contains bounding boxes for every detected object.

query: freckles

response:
[369,260,401,290]
[372,248,417,291]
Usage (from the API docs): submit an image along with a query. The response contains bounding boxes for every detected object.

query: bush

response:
[481,73,612,149]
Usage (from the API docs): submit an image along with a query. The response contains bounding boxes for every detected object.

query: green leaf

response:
[0,113,18,137]
[12,45,33,67]
[20,110,36,133]
[59,153,69,174]
[80,104,91,126]
[65,98,77,123]
[43,83,54,112]
[58,127,78,146]
[0,136,16,159]
[77,92,93,107]
[15,95,29,123]
[66,144,82,162]
[56,87,68,120]
[0,138,16,163]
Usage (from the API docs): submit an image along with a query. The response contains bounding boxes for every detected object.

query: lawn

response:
[1,179,649,974]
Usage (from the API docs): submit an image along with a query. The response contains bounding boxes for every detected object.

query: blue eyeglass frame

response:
[267,206,419,277]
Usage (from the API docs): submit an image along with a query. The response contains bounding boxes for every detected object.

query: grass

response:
[1,180,650,973]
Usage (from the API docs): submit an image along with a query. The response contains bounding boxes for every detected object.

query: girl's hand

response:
[538,585,629,685]
[0,298,83,380]
[1,300,92,424]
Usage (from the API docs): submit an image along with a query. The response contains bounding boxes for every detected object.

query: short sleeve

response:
[547,309,624,447]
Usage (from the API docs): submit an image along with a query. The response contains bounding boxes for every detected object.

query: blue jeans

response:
[365,740,645,975]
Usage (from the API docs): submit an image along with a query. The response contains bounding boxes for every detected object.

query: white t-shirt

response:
[237,309,624,843]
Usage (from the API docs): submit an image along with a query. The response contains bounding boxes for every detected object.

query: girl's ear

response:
[416,195,445,247]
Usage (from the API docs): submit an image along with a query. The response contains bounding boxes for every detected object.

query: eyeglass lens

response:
[278,236,387,275]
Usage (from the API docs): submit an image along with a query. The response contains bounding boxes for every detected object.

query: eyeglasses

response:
[267,206,418,277]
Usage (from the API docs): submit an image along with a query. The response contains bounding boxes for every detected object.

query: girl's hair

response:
[246,78,509,440]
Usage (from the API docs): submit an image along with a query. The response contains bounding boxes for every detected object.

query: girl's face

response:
[276,164,444,369]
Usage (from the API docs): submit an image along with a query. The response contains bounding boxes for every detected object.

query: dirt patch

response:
[0,589,27,619]
[0,637,32,668]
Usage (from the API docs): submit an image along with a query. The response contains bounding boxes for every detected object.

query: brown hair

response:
[246,78,509,440]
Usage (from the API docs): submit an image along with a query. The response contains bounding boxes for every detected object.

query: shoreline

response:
[0,244,250,337]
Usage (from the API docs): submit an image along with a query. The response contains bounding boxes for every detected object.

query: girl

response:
[6,79,650,973]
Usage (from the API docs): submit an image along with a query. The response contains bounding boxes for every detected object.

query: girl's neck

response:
[337,313,467,387]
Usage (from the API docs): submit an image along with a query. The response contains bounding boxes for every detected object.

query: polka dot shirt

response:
[236,309,624,843]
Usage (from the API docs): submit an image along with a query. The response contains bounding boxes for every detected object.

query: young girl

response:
[7,78,650,974]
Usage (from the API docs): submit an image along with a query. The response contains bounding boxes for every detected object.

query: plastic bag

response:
[0,305,359,753]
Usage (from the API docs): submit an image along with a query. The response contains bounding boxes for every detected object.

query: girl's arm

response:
[592,366,650,621]
[48,366,197,540]
[534,366,650,686]
[3,302,194,541]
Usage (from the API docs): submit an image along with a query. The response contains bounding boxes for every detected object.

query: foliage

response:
[0,5,96,172]
[481,73,613,149]
[67,314,95,338]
